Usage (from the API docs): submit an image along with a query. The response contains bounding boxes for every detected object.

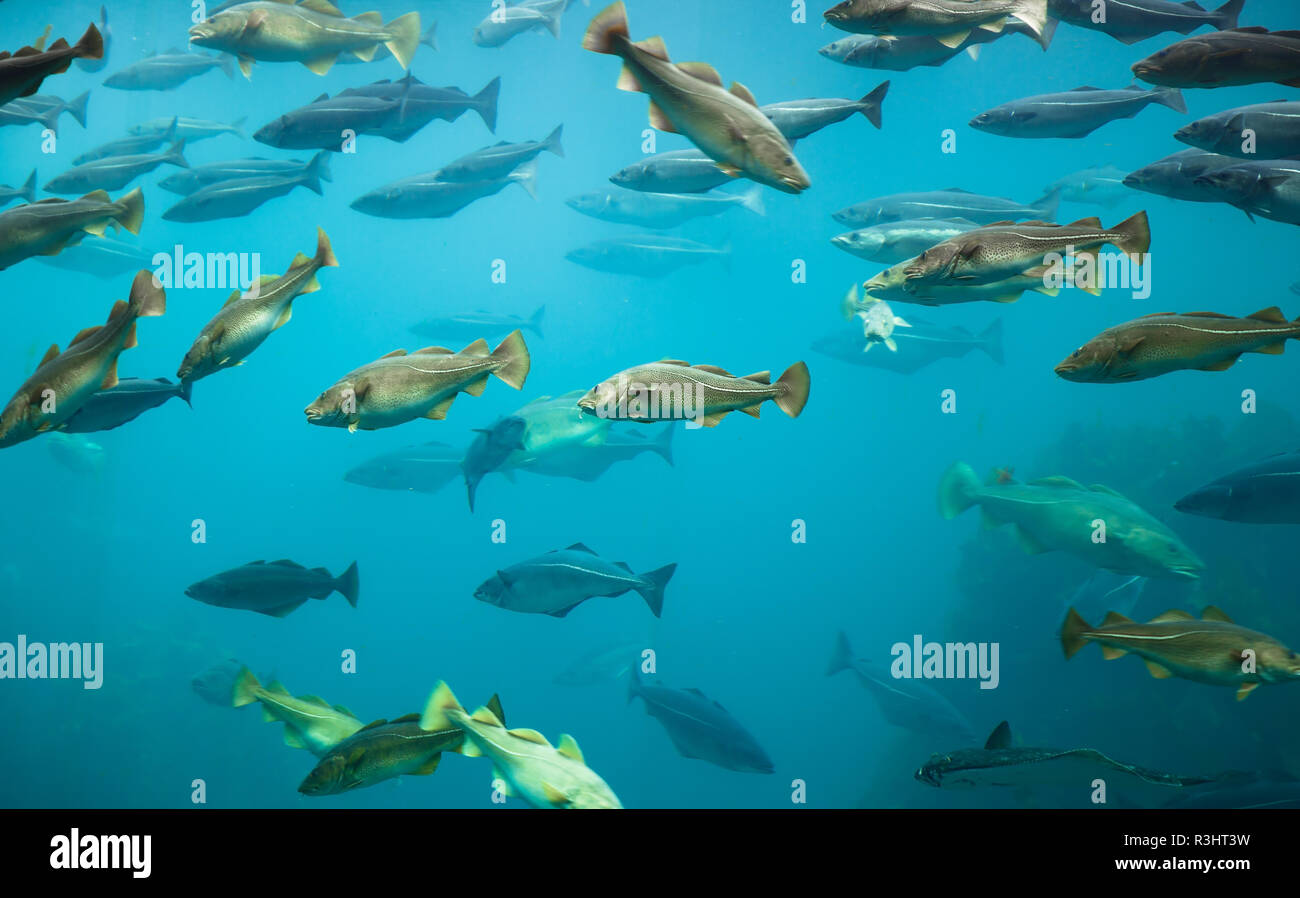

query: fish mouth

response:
[1053,362,1079,378]
[304,406,326,423]
[1131,63,1155,78]
[779,175,810,193]
[183,586,196,598]
[188,24,215,42]
[1167,565,1203,581]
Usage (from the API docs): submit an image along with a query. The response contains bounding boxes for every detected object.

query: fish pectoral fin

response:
[1143,658,1174,679]
[272,303,293,331]
[935,30,971,49]
[302,54,338,76]
[413,753,442,776]
[647,100,678,133]
[884,337,898,352]
[1199,355,1240,372]
[425,396,456,420]
[540,781,570,806]
[1100,645,1128,660]
[1237,682,1260,701]
[237,56,254,79]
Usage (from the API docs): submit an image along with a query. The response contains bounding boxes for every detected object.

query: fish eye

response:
[783,155,794,165]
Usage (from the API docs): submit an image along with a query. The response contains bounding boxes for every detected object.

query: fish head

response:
[565,193,610,215]
[176,336,215,383]
[349,188,403,217]
[494,416,528,449]
[473,574,508,605]
[1173,484,1230,519]
[864,264,905,294]
[1120,167,1154,191]
[577,376,621,418]
[1131,44,1196,86]
[298,753,350,796]
[914,756,949,787]
[903,244,959,286]
[609,163,646,188]
[304,381,358,429]
[1256,643,1300,683]
[833,230,883,257]
[819,38,872,64]
[1172,119,1216,150]
[968,108,1013,136]
[1114,523,1205,580]
[564,784,624,810]
[823,0,874,29]
[188,11,246,51]
[253,116,290,147]
[744,134,811,194]
[733,743,777,775]
[1053,335,1116,382]
[183,577,223,602]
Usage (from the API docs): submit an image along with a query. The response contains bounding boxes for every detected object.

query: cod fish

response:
[832,218,978,264]
[343,441,463,494]
[61,377,192,434]
[160,152,331,196]
[760,83,889,139]
[104,49,234,90]
[578,358,810,427]
[565,235,729,277]
[411,306,544,343]
[189,0,422,78]
[848,288,911,351]
[43,141,188,194]
[1055,307,1300,383]
[0,24,103,107]
[1122,148,1238,202]
[178,228,338,383]
[903,213,1151,289]
[185,559,360,617]
[0,171,36,207]
[628,668,775,774]
[231,667,363,755]
[1062,606,1300,700]
[1133,27,1300,88]
[1176,101,1300,159]
[812,318,1003,374]
[823,0,1052,50]
[462,415,527,511]
[970,85,1186,139]
[916,721,1215,792]
[833,186,1061,227]
[938,462,1205,580]
[474,0,567,47]
[0,187,144,270]
[865,257,1062,305]
[566,186,763,229]
[475,543,675,618]
[162,170,322,222]
[1048,0,1242,45]
[305,331,530,431]
[0,270,164,448]
[583,2,810,194]
[827,631,977,744]
[299,695,506,795]
[422,681,623,809]
[1175,451,1300,524]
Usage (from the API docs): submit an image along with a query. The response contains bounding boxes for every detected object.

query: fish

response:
[189,0,422,78]
[410,306,544,343]
[916,721,1215,792]
[512,427,673,482]
[578,358,810,427]
[903,213,1151,289]
[864,255,1062,306]
[0,170,35,207]
[833,187,1061,227]
[421,681,623,809]
[1055,307,1300,383]
[462,415,528,511]
[628,668,775,774]
[162,170,322,223]
[43,141,188,194]
[474,543,675,618]
[305,331,530,432]
[497,391,611,466]
[565,235,729,277]
[0,24,102,107]
[129,115,245,141]
[33,234,156,279]
[474,0,567,47]
[76,7,110,73]
[299,695,506,795]
[1193,158,1300,225]
[826,631,978,744]
[46,432,105,475]
[253,90,431,150]
[1122,147,1239,202]
[812,318,1003,374]
[103,49,234,90]
[939,463,1205,579]
[159,152,331,196]
[1176,101,1300,159]
[0,187,144,270]
[970,85,1186,139]
[350,161,537,219]
[553,641,645,686]
[849,289,911,352]
[343,441,463,494]
[0,270,165,448]
[817,22,1045,71]
[337,74,499,133]
[177,229,338,383]
[1062,606,1300,700]
[565,185,763,229]
[823,0,1052,50]
[434,126,563,183]
[1175,451,1300,523]
[1042,165,1132,207]
[230,667,363,755]
[1133,27,1300,89]
[60,378,192,434]
[609,149,733,194]
[759,82,889,139]
[191,658,247,707]
[75,119,181,164]
[184,559,360,617]
[832,218,979,264]
[1048,0,1243,45]
[0,91,89,133]
[583,2,810,194]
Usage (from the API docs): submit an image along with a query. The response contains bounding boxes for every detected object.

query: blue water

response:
[1,0,1298,809]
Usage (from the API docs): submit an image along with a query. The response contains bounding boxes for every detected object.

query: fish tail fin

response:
[739,185,765,216]
[653,423,674,466]
[67,90,90,128]
[1031,186,1063,222]
[1113,210,1151,257]
[1060,607,1092,659]
[635,563,675,618]
[774,361,810,418]
[308,150,333,184]
[420,680,464,731]
[860,80,889,129]
[128,268,166,318]
[314,227,339,269]
[75,22,104,60]
[335,561,360,608]
[541,2,564,38]
[19,169,36,204]
[384,11,422,70]
[1010,0,1050,48]
[299,166,323,196]
[115,186,145,234]
[1154,87,1186,114]
[472,77,500,133]
[228,117,247,139]
[826,630,854,677]
[231,666,261,708]
[1214,0,1244,29]
[165,139,188,169]
[489,329,530,389]
[583,1,629,55]
[979,318,1004,365]
[627,663,642,705]
[938,461,980,519]
[38,105,62,134]
[510,157,539,199]
[422,21,439,52]
[543,124,564,158]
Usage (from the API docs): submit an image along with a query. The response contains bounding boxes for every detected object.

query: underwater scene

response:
[1,0,1300,813]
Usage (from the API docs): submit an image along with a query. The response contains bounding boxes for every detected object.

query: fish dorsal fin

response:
[985,721,1012,750]
[632,36,669,60]
[692,363,732,376]
[269,559,304,568]
[222,289,243,308]
[1070,86,1103,91]
[1087,484,1127,499]
[1182,311,1236,319]
[613,561,633,573]
[658,359,690,366]
[358,718,388,731]
[729,81,758,107]
[743,370,771,384]
[415,346,453,354]
[1066,216,1102,228]
[381,349,407,359]
[556,733,584,763]
[299,0,344,16]
[1149,609,1194,623]
[265,679,290,695]
[565,542,596,553]
[69,326,101,346]
[982,219,1017,227]
[37,344,60,368]
[1248,306,1287,324]
[1137,311,1177,319]
[390,712,421,724]
[684,687,707,697]
[461,338,490,357]
[1102,610,1134,626]
[507,727,550,745]
[1028,475,1084,490]
[334,705,356,717]
[1202,605,1234,623]
[299,694,329,706]
[676,61,722,86]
